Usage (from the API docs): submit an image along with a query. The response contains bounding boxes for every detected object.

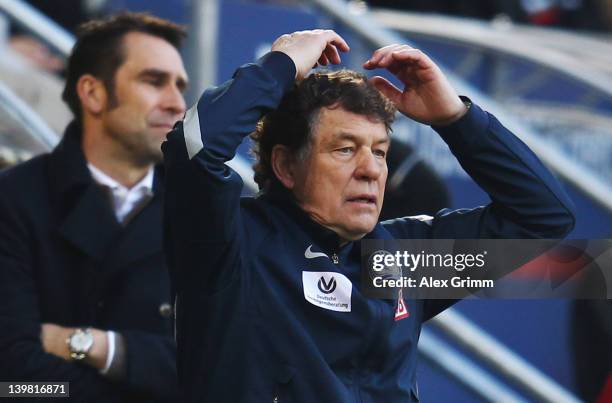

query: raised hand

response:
[271,30,350,81]
[363,44,467,126]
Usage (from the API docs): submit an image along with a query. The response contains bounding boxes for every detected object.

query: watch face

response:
[71,331,93,352]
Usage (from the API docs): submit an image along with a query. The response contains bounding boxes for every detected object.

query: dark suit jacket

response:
[0,122,178,402]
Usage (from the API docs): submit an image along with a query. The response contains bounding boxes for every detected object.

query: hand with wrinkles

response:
[363,44,467,126]
[271,29,350,81]
[271,31,465,126]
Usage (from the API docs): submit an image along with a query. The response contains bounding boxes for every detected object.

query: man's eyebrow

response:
[332,132,358,142]
[137,68,189,91]
[137,68,168,80]
[330,131,390,145]
[374,136,391,145]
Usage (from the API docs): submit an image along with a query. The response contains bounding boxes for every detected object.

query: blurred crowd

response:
[8,0,108,74]
[367,0,612,32]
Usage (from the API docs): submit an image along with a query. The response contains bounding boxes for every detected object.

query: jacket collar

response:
[48,121,92,199]
[48,121,165,202]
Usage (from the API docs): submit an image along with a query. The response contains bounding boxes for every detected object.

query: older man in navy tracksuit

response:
[162,30,575,403]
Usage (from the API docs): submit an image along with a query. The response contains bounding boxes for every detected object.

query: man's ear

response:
[271,144,297,189]
[76,74,107,116]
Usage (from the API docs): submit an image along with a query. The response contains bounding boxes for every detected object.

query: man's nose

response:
[161,85,186,116]
[355,149,384,180]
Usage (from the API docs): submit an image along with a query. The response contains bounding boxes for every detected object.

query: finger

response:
[376,45,413,68]
[391,49,432,69]
[324,44,341,65]
[373,46,416,70]
[365,54,416,72]
[363,44,409,68]
[323,30,350,53]
[363,45,394,69]
[369,76,403,106]
[373,49,428,79]
[386,58,419,78]
[370,44,402,63]
[318,53,330,66]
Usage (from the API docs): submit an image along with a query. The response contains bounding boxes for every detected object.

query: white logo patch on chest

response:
[304,244,329,260]
[302,271,352,312]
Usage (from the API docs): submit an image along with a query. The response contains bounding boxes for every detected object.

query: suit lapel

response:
[103,194,163,276]
[48,121,122,261]
[57,184,121,260]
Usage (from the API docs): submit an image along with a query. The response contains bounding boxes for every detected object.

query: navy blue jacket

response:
[0,123,178,402]
[163,52,575,403]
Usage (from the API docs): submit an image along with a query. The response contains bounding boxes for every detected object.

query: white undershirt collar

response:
[87,163,154,223]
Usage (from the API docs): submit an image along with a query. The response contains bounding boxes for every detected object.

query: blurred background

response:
[0,0,610,402]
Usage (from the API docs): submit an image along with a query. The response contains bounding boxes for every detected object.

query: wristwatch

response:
[66,328,94,361]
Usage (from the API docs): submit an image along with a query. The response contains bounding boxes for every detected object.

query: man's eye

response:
[374,149,386,158]
[336,147,354,155]
[144,79,164,87]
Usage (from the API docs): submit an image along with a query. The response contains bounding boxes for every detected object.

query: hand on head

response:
[271,29,350,81]
[271,31,466,126]
[363,44,467,126]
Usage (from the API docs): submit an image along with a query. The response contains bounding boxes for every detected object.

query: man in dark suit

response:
[0,13,187,402]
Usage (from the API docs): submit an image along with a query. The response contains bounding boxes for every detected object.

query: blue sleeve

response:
[382,102,576,321]
[162,51,296,295]
[384,101,576,240]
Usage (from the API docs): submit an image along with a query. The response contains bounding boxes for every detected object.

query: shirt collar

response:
[87,163,154,194]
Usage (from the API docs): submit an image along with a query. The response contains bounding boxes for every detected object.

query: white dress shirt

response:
[87,163,154,224]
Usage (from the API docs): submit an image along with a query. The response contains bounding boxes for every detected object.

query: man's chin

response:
[341,221,378,242]
[134,148,163,166]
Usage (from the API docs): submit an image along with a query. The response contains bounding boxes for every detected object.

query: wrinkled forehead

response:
[310,106,390,146]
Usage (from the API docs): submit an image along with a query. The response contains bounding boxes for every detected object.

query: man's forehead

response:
[314,107,389,143]
[119,31,187,79]
[331,131,390,144]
